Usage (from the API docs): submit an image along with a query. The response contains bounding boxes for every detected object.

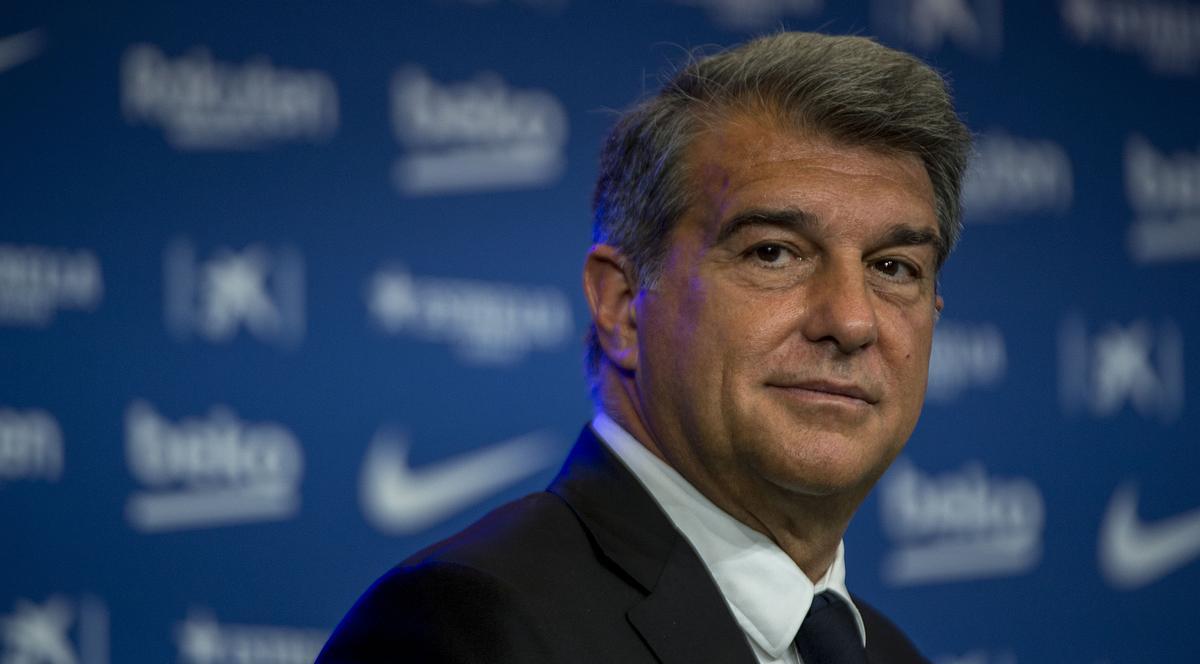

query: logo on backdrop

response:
[0,595,108,664]
[124,400,304,532]
[962,131,1074,222]
[668,0,820,30]
[926,321,1007,402]
[871,0,1003,57]
[1099,481,1200,590]
[0,28,46,76]
[0,244,102,326]
[1124,135,1200,264]
[1058,314,1184,424]
[360,428,559,534]
[175,609,327,664]
[389,66,568,195]
[0,408,63,485]
[164,238,305,349]
[366,265,573,365]
[879,457,1045,585]
[121,44,339,150]
[935,651,1018,664]
[1061,0,1200,76]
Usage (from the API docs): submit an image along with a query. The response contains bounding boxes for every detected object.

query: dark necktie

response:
[794,591,867,664]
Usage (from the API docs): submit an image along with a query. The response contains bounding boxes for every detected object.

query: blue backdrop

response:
[2,1,1198,662]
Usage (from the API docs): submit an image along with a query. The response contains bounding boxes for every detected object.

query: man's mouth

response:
[766,379,880,405]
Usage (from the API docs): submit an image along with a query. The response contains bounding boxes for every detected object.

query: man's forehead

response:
[682,114,939,235]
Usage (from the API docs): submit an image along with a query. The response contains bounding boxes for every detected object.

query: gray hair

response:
[586,31,972,381]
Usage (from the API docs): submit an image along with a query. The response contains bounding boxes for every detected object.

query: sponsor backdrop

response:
[1,1,1197,662]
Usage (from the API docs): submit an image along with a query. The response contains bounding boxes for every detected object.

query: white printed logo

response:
[0,408,63,484]
[366,265,572,365]
[121,44,339,150]
[936,651,1017,664]
[124,400,304,532]
[1099,482,1200,590]
[879,457,1044,585]
[360,428,559,534]
[1058,314,1184,424]
[390,66,567,195]
[927,321,1006,402]
[0,244,103,326]
[0,29,46,75]
[175,609,327,664]
[1062,0,1200,76]
[0,595,108,664]
[668,0,820,30]
[164,238,305,349]
[963,131,1073,222]
[1124,136,1200,264]
[871,0,1003,57]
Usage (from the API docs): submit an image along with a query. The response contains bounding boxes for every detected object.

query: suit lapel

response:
[548,426,757,664]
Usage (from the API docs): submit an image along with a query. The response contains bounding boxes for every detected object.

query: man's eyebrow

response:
[878,225,947,261]
[714,207,817,245]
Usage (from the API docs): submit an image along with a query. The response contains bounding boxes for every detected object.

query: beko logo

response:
[124,400,304,532]
[175,609,327,664]
[926,321,1006,402]
[1062,0,1200,75]
[1058,314,1184,424]
[366,265,572,365]
[390,66,567,195]
[879,457,1044,585]
[0,244,102,326]
[962,131,1073,222]
[164,239,305,349]
[0,408,63,484]
[121,44,339,150]
[1124,136,1200,263]
[0,595,108,664]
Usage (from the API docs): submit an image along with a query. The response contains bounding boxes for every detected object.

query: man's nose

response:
[800,260,879,354]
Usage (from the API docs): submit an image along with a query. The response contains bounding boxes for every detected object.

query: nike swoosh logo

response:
[0,29,46,75]
[1099,481,1200,589]
[359,429,559,534]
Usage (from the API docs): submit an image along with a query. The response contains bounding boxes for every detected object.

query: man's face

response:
[633,114,942,506]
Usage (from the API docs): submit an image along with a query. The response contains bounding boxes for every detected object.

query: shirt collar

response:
[591,413,867,657]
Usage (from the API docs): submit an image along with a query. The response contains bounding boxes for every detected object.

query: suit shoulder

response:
[404,490,591,574]
[852,595,932,664]
[317,558,558,662]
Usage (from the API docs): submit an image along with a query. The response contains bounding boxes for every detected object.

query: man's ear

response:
[583,244,639,371]
[934,294,945,321]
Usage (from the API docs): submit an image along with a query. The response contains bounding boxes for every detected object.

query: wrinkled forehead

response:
[679,112,938,231]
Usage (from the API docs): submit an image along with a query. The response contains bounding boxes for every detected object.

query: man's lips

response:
[766,379,880,405]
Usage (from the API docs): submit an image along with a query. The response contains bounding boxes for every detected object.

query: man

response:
[319,31,970,663]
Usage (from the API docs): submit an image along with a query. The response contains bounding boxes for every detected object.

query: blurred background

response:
[1,1,1197,662]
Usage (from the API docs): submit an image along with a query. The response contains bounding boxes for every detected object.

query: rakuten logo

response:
[962,131,1073,222]
[122,44,338,150]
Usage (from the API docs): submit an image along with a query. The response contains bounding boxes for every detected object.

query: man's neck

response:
[600,400,862,582]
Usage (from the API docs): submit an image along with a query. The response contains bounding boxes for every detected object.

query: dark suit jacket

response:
[318,426,930,663]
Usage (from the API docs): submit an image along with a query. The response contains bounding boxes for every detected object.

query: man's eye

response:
[751,244,795,266]
[873,258,918,281]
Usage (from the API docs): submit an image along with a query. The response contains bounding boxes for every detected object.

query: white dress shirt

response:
[591,413,867,664]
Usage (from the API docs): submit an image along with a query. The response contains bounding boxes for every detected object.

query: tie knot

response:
[794,592,865,664]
